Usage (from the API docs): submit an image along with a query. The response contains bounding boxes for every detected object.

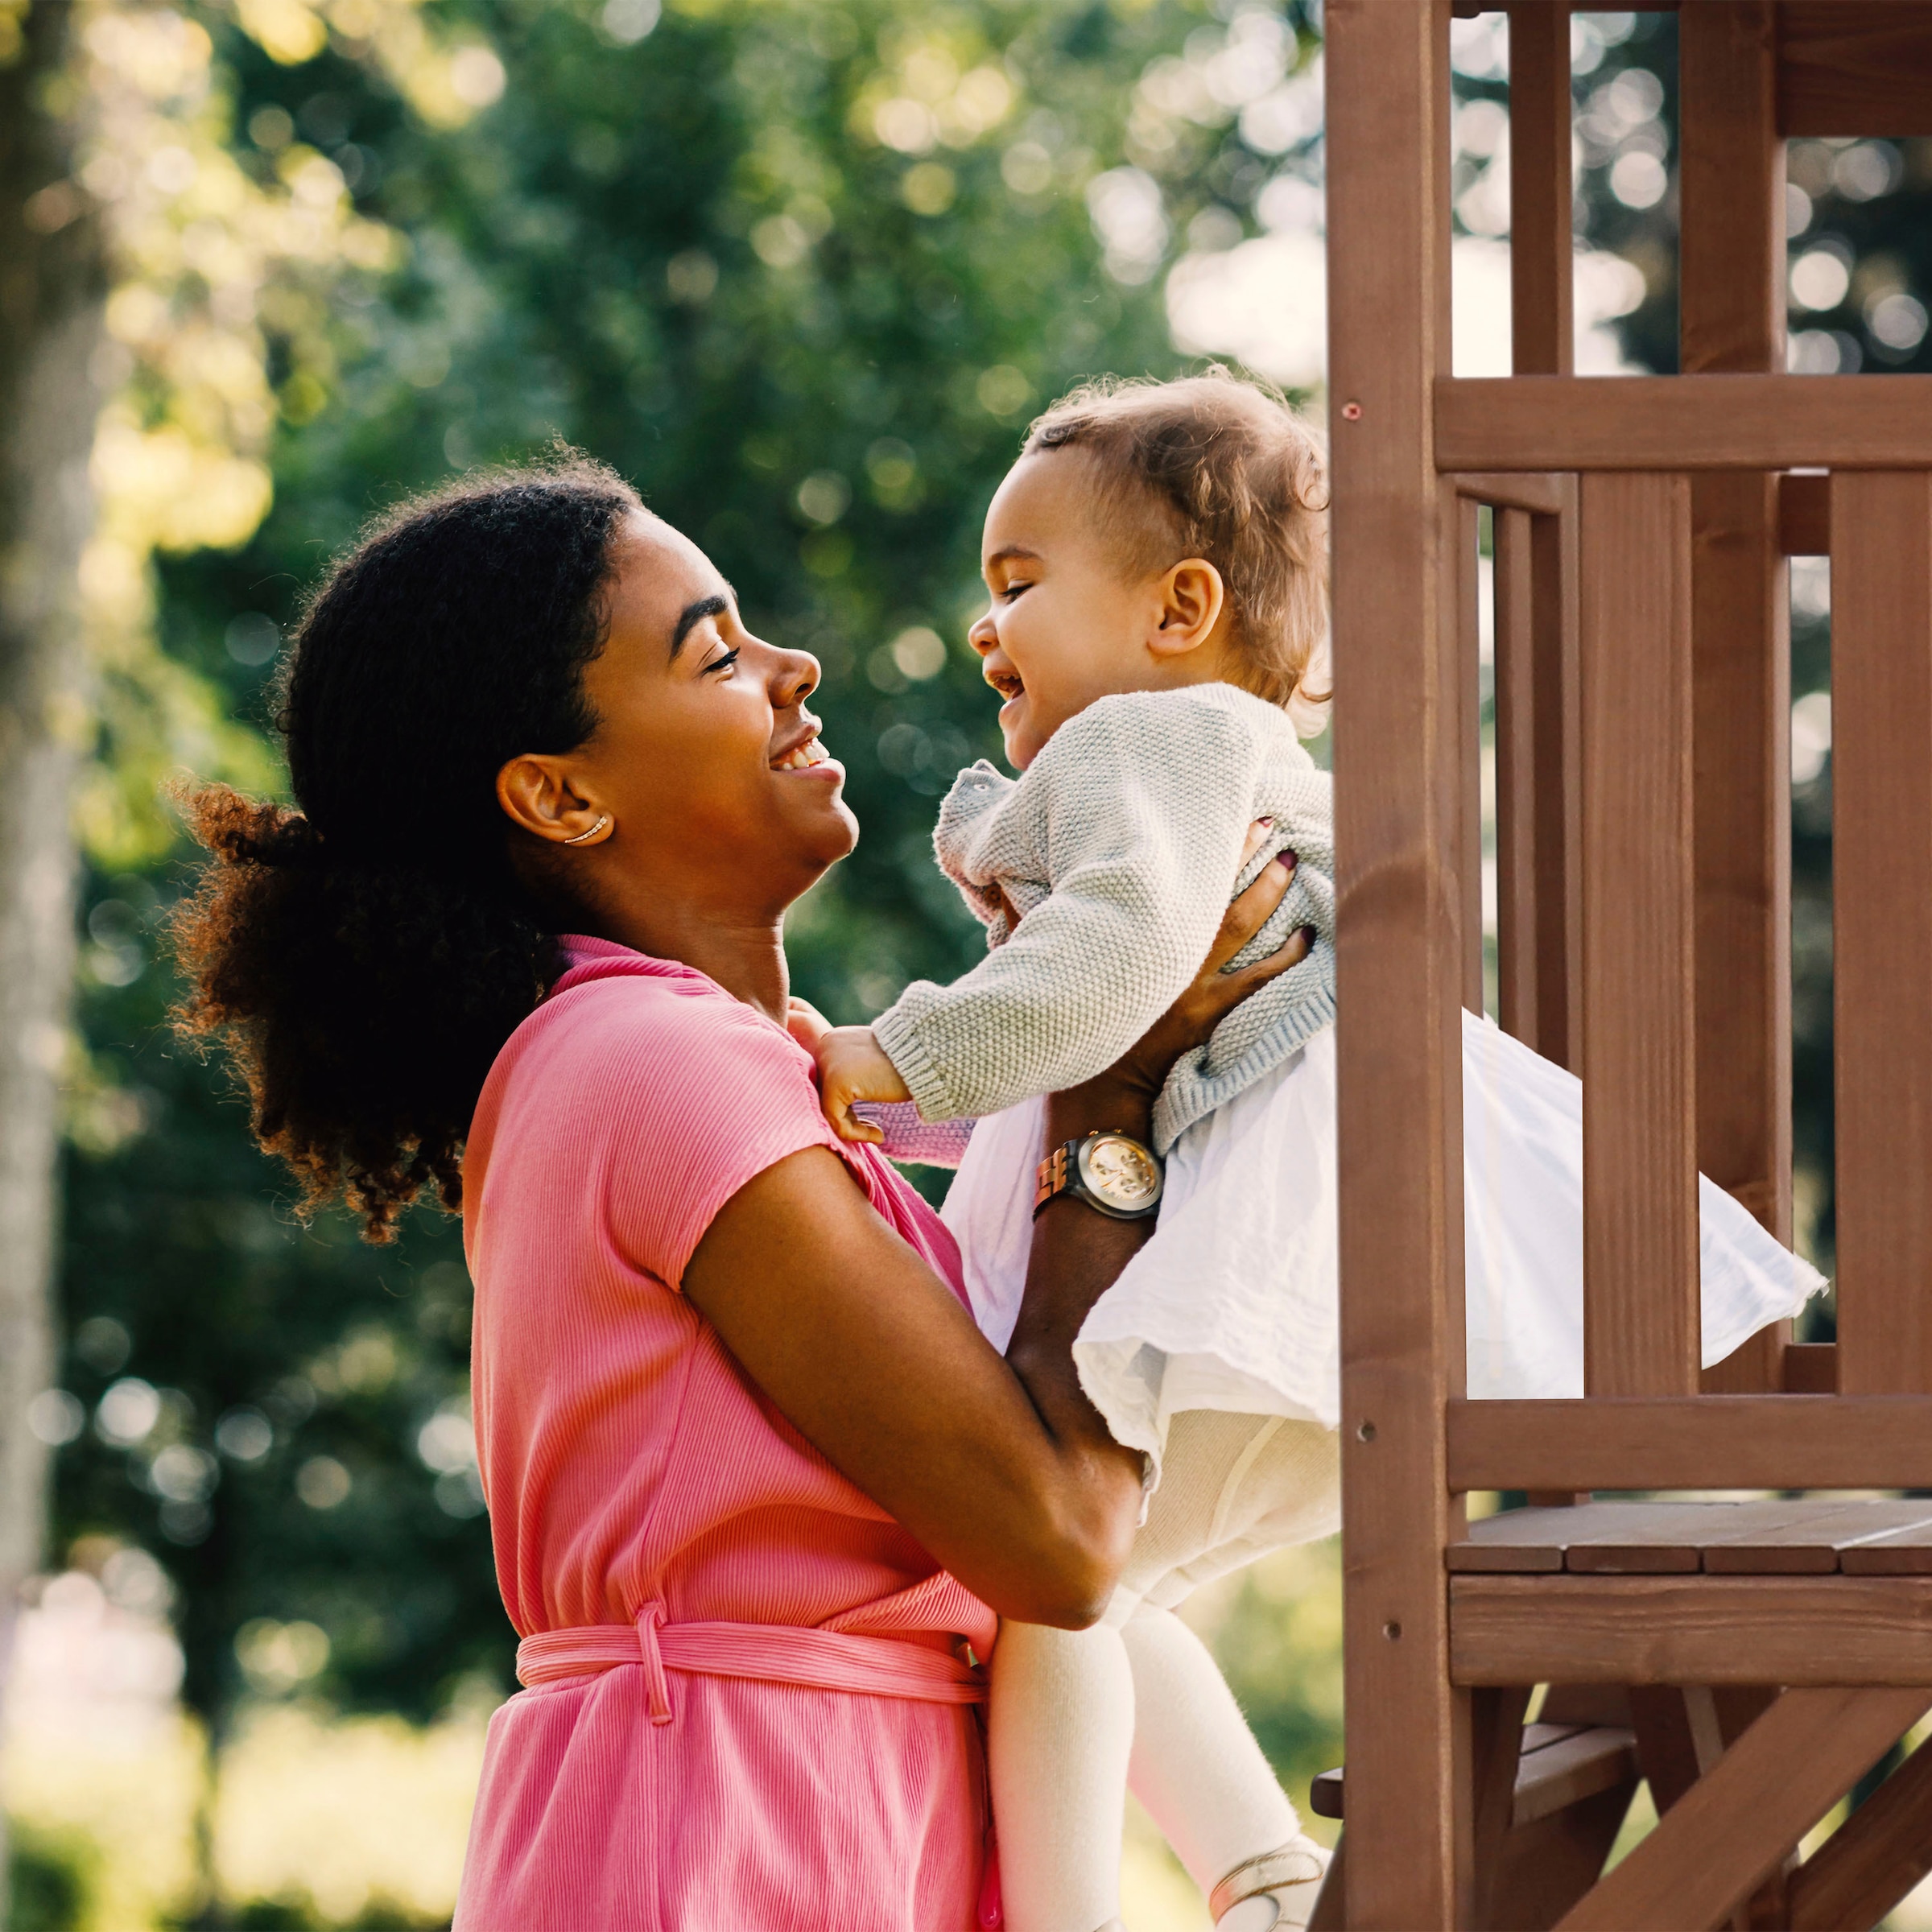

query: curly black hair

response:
[171,452,643,1241]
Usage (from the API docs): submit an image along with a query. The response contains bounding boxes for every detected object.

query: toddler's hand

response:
[785,996,834,1054]
[815,1026,912,1144]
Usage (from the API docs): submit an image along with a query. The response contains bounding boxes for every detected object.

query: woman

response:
[171,455,1306,1930]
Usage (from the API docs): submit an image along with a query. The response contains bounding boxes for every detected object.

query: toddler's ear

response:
[1150,557,1228,658]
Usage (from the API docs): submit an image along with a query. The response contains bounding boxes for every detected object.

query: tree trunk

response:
[0,0,104,1909]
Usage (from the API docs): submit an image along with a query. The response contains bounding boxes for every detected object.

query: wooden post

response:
[1493,505,1538,1042]
[1832,472,1932,1396]
[1459,493,1484,1015]
[1579,473,1701,1397]
[1327,0,1468,1922]
[1506,0,1573,382]
[1680,0,1796,1409]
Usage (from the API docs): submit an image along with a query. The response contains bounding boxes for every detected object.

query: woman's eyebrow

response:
[670,589,733,658]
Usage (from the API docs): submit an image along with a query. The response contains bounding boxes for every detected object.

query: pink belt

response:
[515,1601,987,1724]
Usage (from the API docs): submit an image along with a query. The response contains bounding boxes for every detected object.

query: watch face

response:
[1080,1133,1162,1212]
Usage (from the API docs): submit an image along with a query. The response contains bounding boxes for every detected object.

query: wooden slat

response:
[1436,374,1932,472]
[1779,472,1831,557]
[1451,1575,1932,1686]
[1451,1501,1752,1575]
[1539,484,1584,1073]
[1785,1340,1837,1393]
[1682,7,1794,1422]
[1506,0,1572,379]
[1703,1499,1932,1574]
[1832,473,1932,1395]
[1550,1689,1932,1932]
[1457,493,1484,1015]
[1779,2,1932,137]
[1451,471,1567,515]
[1580,473,1699,1395]
[1327,0,1465,1921]
[1447,1394,1932,1493]
[1492,506,1537,1046]
[1843,1521,1932,1575]
[1788,1732,1932,1932]
[1451,1498,1932,1576]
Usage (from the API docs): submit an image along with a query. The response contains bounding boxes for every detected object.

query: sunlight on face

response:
[967,450,1170,770]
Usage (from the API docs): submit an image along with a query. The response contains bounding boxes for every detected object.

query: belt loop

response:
[637,1602,673,1725]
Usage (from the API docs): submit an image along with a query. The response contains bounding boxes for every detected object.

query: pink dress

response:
[452,937,999,1931]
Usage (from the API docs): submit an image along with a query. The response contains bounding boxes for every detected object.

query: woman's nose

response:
[773,646,819,708]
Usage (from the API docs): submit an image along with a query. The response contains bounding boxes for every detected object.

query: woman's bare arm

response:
[684,847,1308,1627]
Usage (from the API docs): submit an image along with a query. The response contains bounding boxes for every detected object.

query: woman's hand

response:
[1069,820,1312,1123]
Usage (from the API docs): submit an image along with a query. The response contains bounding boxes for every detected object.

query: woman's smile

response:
[769,722,840,776]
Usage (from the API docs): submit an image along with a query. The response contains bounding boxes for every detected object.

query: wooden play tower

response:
[1321,3,1932,1926]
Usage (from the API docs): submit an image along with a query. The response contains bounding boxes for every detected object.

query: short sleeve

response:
[585,985,843,1291]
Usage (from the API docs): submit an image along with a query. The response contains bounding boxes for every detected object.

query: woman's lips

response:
[770,735,842,779]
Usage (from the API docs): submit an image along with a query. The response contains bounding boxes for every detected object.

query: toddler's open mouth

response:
[988,670,1024,703]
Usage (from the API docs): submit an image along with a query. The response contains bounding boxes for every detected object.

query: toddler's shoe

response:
[1209,1835,1330,1930]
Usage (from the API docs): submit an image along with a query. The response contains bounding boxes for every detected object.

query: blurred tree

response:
[32,0,1338,1916]
[0,2,105,1918]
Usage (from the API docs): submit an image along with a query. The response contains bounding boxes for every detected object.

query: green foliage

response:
[5,1823,91,1932]
[53,0,1330,1778]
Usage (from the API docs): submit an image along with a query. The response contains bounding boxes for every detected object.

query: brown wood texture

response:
[1788,1732,1932,1932]
[1539,488,1584,1071]
[1679,14,1792,1282]
[1506,0,1572,378]
[1779,2,1932,137]
[1550,1689,1931,1932]
[1785,1340,1838,1393]
[1843,1521,1932,1575]
[1447,1393,1932,1492]
[1451,1498,1932,1575]
[1832,473,1932,1394]
[1451,1575,1932,1686]
[1488,1787,1635,1932]
[1472,1684,1534,1927]
[1580,472,1700,1394]
[1326,0,1466,1921]
[1453,472,1567,515]
[1436,374,1932,471]
[1779,471,1831,556]
[1457,493,1484,1014]
[1493,506,1538,1046]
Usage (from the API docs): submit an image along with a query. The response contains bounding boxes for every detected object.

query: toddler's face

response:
[968,450,1171,770]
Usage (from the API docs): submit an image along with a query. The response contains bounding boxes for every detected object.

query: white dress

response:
[941,1010,1827,1484]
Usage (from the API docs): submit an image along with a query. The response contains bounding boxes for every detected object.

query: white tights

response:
[989,1411,1340,1932]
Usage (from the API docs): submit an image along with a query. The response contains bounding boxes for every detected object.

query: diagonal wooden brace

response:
[1790,1729,1932,1932]
[1553,1687,1932,1932]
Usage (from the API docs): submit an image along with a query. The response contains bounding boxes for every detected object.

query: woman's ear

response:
[497,754,605,846]
[1149,558,1227,659]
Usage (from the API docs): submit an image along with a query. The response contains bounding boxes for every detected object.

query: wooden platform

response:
[1451,1499,1932,1575]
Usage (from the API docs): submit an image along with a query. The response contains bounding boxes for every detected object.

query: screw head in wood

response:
[1340,400,1363,421]
[1382,1620,1402,1641]
[1356,1419,1376,1442]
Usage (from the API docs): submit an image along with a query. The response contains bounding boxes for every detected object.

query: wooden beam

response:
[1436,374,1932,472]
[1682,5,1794,1420]
[1579,473,1699,1394]
[1779,471,1831,556]
[1506,0,1572,378]
[1788,1732,1932,1932]
[1547,1689,1931,1932]
[1778,2,1932,137]
[1833,473,1932,1396]
[1451,1575,1932,1687]
[1452,472,1567,516]
[1327,0,1467,1922]
[1446,1394,1932,1493]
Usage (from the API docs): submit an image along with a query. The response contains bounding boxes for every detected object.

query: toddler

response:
[811,372,1823,1932]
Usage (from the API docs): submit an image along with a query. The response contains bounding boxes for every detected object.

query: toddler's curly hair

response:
[1023,367,1331,734]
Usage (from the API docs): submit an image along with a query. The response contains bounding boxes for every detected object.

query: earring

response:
[561,814,611,847]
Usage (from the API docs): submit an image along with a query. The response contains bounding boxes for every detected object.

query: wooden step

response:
[1311,1721,1638,1828]
[1448,1497,1932,1575]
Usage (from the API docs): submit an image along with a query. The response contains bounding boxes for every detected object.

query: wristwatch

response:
[1034,1130,1165,1221]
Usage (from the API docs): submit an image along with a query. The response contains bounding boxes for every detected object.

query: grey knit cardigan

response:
[871,683,1335,1154]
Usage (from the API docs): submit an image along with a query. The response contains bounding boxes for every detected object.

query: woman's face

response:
[555,511,857,909]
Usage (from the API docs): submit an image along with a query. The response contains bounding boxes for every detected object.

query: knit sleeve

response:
[872,691,1266,1121]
